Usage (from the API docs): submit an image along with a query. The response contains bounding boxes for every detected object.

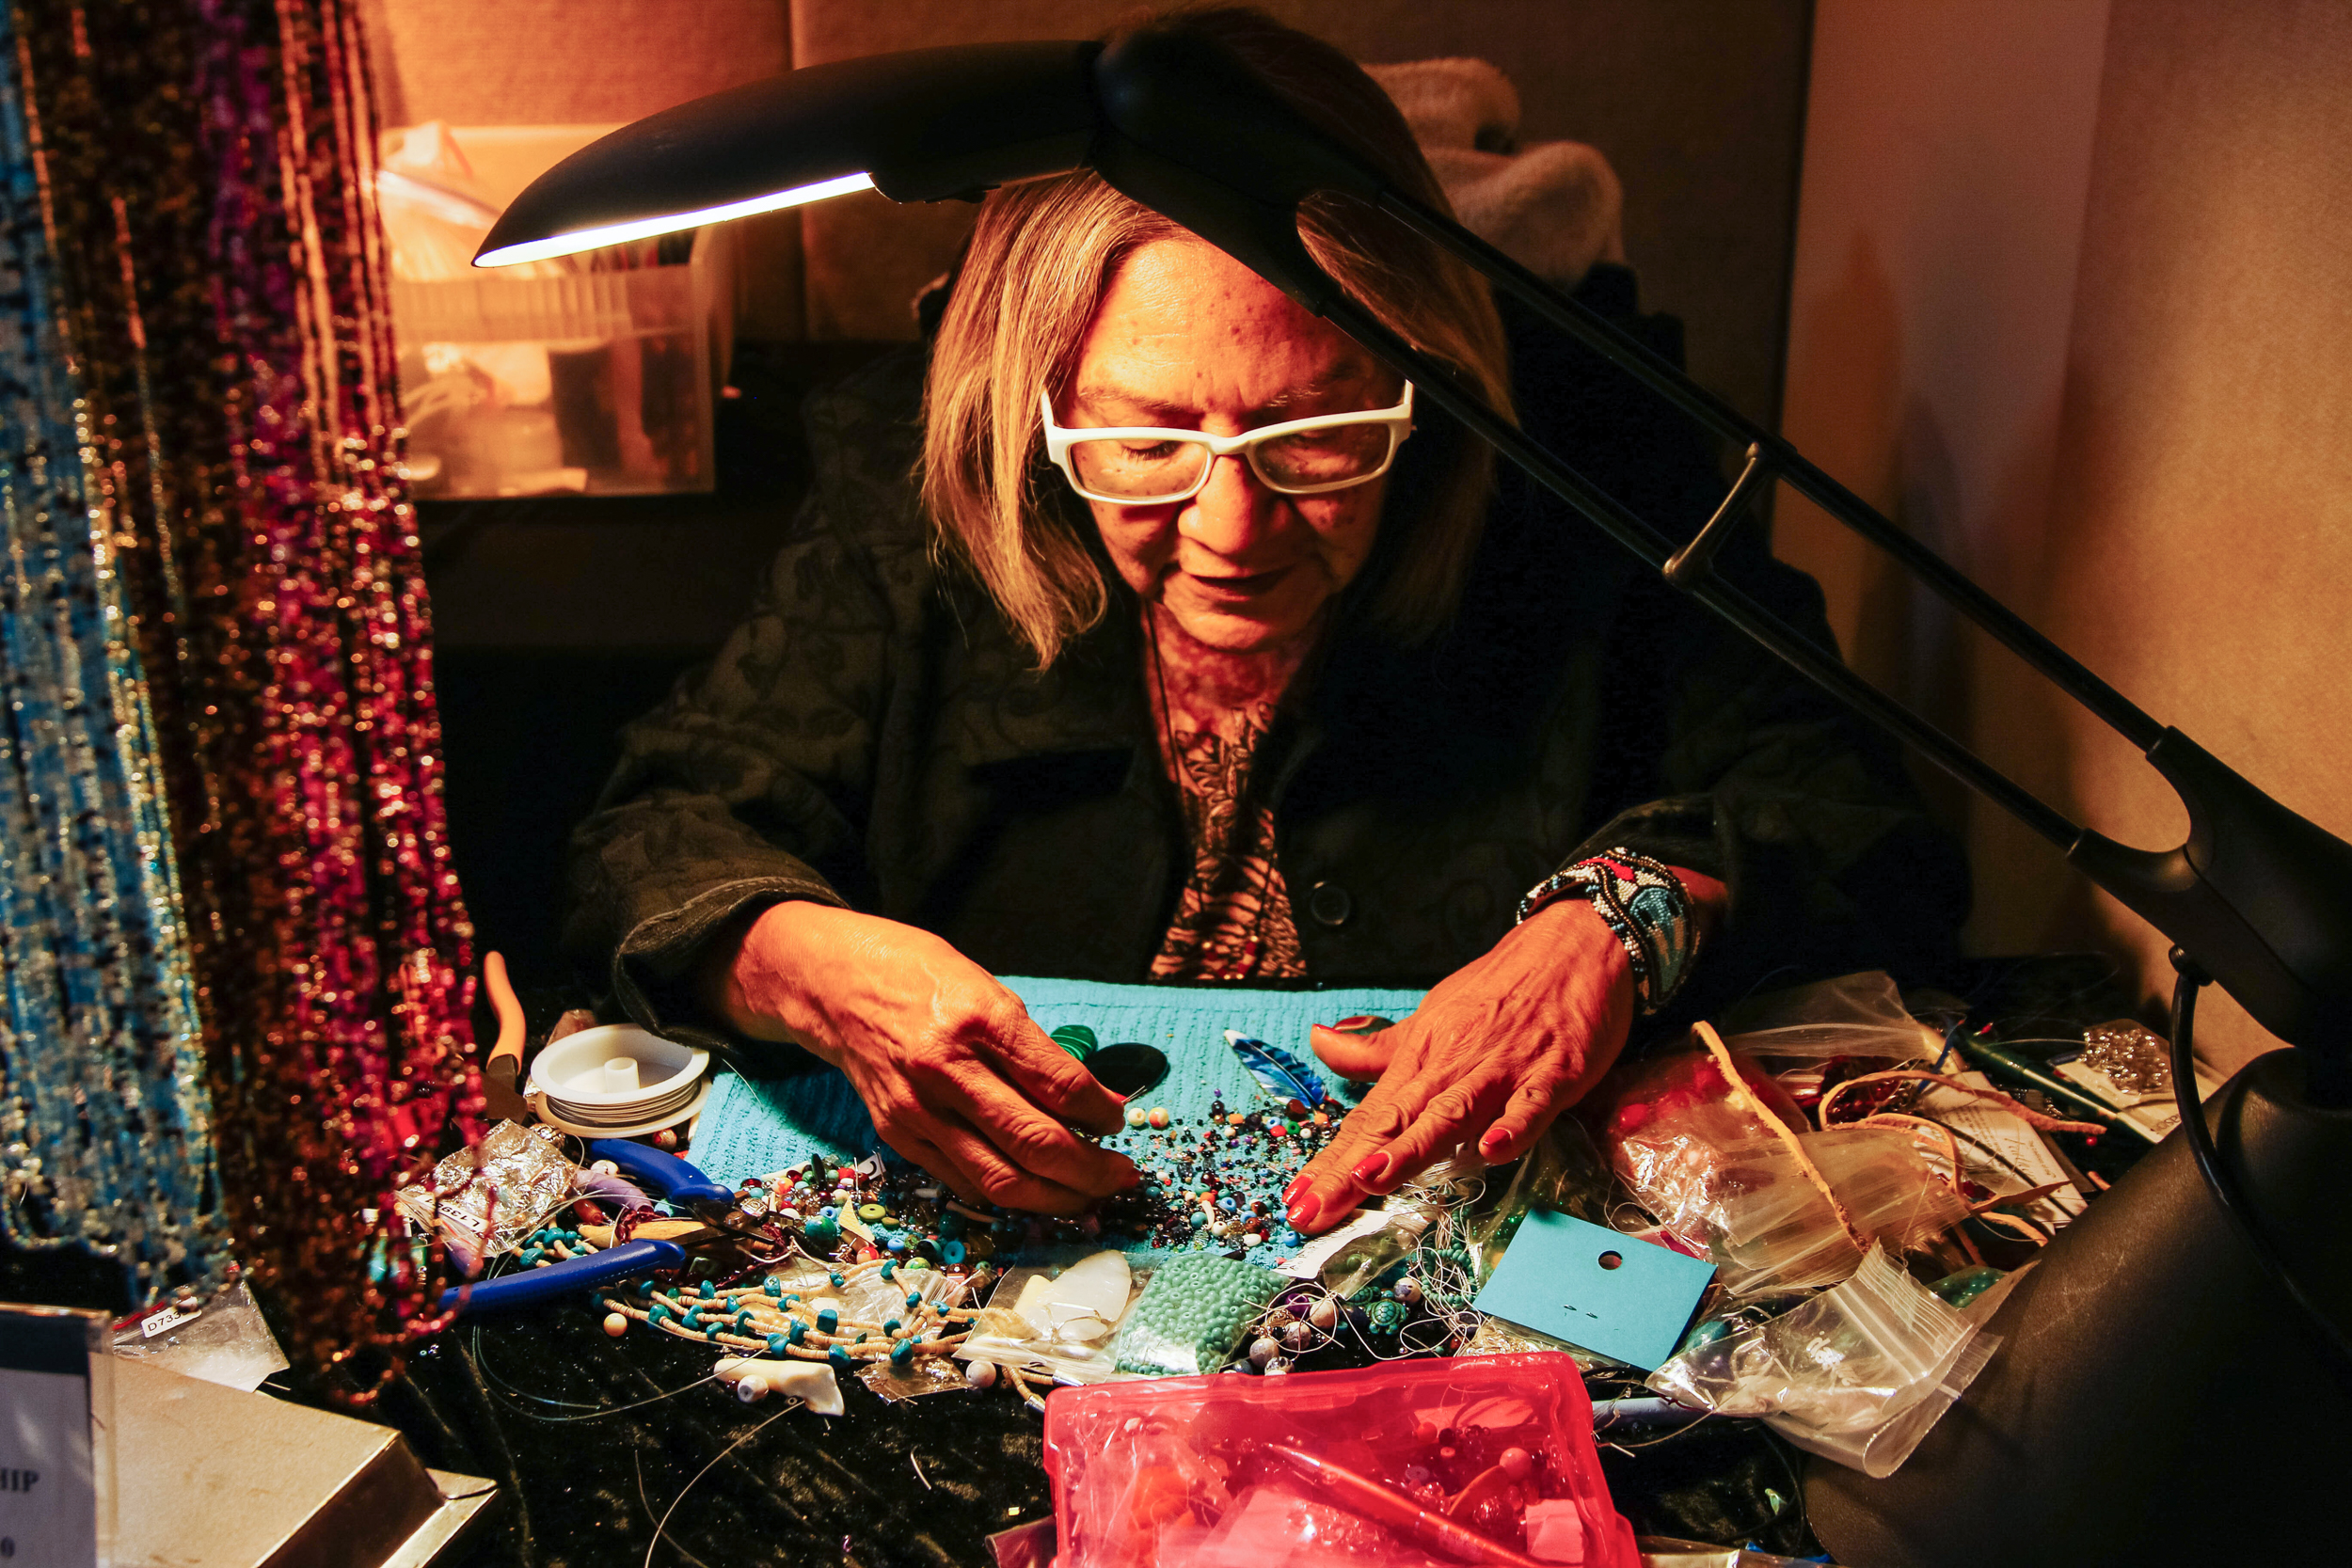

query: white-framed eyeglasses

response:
[1040,383,1415,505]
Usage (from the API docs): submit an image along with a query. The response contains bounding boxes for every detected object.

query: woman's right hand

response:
[703,901,1136,1215]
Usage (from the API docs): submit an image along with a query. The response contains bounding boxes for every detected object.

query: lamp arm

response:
[1088,31,2352,1078]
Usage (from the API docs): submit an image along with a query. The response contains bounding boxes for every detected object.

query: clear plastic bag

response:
[110,1280,288,1392]
[1645,1243,1994,1478]
[1595,1045,1963,1294]
[1109,1256,1284,1378]
[957,1252,1145,1386]
[1704,1126,1968,1293]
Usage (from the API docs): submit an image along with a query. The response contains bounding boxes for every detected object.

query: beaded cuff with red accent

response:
[1515,849,1700,1015]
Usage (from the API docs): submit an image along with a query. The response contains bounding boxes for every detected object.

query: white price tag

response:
[0,1310,100,1568]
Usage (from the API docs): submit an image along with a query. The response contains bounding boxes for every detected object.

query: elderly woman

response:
[564,8,1964,1235]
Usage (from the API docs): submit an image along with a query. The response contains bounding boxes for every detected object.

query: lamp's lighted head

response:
[470,28,1391,302]
[471,41,1103,268]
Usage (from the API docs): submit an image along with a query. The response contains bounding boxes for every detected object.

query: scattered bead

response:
[1147,1107,1171,1130]
[965,1360,998,1390]
[602,1312,628,1338]
[654,1130,679,1151]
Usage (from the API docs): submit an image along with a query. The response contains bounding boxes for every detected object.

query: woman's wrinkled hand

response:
[1285,865,1724,1233]
[706,901,1136,1215]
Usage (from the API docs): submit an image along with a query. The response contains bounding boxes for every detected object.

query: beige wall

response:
[1778,0,2352,1069]
[368,1,1811,425]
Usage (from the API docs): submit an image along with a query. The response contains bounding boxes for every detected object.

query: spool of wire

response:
[526,1024,712,1136]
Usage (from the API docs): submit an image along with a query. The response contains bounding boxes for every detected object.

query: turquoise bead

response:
[890,1338,914,1367]
[767,1334,787,1354]
[905,1291,922,1309]
[787,1321,807,1345]
[881,1262,897,1281]
[883,1318,901,1337]
[828,1271,846,1288]
[764,1278,784,1297]
[817,1307,838,1335]
[699,1281,716,1299]
[649,1306,670,1324]
[828,1346,851,1370]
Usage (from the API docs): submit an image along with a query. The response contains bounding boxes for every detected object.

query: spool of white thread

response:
[526,1025,710,1136]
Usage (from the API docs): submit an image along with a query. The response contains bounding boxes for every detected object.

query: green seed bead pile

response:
[1110,1256,1282,1376]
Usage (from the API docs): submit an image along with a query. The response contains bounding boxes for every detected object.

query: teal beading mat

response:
[691,976,1425,1191]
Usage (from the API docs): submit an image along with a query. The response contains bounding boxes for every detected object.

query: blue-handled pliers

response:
[441,1138,747,1315]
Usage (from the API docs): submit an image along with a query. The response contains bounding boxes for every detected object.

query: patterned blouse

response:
[1149,701,1308,982]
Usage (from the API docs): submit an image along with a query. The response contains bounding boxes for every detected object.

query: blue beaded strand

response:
[0,8,224,1295]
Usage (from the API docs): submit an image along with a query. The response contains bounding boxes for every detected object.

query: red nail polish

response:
[1354,1153,1391,1185]
[1282,1174,1309,1206]
[1289,1197,1320,1231]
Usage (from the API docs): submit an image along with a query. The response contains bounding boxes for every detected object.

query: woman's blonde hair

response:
[920,7,1513,667]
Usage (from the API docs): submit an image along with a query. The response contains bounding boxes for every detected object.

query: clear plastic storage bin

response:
[383,124,737,499]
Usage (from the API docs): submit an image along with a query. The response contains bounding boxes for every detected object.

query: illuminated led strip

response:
[475,171,877,267]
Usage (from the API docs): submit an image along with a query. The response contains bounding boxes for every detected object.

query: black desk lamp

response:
[477,35,2352,1566]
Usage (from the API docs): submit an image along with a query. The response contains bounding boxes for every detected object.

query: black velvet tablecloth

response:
[0,956,2150,1567]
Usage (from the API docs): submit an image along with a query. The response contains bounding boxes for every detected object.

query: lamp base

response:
[1805,1049,2352,1567]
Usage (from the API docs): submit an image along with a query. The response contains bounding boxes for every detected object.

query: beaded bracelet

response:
[1515,849,1700,1015]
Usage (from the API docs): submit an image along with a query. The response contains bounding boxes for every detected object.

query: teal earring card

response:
[1472,1210,1717,1370]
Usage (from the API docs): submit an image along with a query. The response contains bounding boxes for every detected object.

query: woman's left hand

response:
[1284,868,1724,1234]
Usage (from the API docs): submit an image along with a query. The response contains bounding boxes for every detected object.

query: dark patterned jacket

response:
[564,269,1969,1053]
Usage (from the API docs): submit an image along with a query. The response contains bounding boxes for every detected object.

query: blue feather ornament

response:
[1226,1030,1329,1109]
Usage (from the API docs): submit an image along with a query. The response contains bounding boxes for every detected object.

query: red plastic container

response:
[1041,1352,1640,1567]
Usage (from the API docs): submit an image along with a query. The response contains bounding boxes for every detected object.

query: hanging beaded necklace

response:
[12,0,481,1383]
[0,3,226,1292]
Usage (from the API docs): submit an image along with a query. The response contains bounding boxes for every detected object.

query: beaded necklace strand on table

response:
[501,1221,986,1369]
